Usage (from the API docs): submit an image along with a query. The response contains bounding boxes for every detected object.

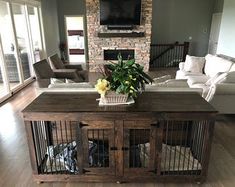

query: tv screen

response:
[100,0,141,26]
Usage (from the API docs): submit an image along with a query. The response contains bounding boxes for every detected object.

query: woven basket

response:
[101,91,128,104]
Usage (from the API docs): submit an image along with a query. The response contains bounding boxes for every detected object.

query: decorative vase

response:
[101,91,128,104]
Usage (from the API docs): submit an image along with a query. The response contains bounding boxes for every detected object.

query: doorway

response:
[208,13,222,55]
[65,16,86,65]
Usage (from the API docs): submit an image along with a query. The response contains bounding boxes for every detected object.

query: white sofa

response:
[176,54,235,114]
[37,79,202,95]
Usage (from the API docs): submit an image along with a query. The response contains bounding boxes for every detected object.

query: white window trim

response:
[0,34,11,94]
[1,0,41,7]
[8,2,24,84]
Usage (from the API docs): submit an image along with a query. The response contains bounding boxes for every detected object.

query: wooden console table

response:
[22,92,217,183]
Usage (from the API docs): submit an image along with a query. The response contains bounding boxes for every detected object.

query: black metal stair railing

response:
[150,42,189,68]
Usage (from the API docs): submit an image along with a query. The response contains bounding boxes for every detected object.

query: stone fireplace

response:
[86,0,152,72]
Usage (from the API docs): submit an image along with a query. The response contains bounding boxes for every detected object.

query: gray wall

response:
[57,0,86,42]
[41,0,220,58]
[152,0,215,56]
[41,0,60,57]
[217,0,235,58]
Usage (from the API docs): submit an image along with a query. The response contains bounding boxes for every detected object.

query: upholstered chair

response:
[48,54,88,81]
[33,59,82,88]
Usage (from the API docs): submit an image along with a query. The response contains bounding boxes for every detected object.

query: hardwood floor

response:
[0,81,235,187]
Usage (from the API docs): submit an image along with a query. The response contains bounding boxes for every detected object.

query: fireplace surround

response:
[86,0,153,72]
[103,49,135,61]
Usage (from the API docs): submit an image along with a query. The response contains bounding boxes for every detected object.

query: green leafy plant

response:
[95,54,152,98]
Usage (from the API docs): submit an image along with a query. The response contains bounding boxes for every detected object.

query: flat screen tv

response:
[100,0,142,26]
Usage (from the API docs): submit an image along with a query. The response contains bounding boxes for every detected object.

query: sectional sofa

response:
[37,76,203,100]
[176,54,235,114]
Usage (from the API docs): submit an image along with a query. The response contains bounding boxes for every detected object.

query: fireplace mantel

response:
[97,32,145,38]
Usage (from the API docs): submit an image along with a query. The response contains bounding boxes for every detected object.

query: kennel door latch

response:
[79,122,89,128]
[122,147,129,151]
[148,169,157,174]
[151,122,160,128]
[83,169,91,173]
[110,147,118,151]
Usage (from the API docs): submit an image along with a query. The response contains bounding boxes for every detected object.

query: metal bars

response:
[28,119,212,178]
[30,121,111,175]
[150,42,189,68]
[129,129,150,168]
[31,121,79,174]
[87,129,109,168]
[161,120,209,176]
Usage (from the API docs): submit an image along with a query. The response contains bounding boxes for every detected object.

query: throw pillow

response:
[184,55,206,73]
[50,78,65,84]
[205,54,214,61]
[204,55,233,78]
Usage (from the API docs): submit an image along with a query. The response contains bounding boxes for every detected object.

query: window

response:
[0,0,44,103]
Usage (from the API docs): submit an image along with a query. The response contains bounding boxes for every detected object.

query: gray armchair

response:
[33,59,82,88]
[48,53,88,81]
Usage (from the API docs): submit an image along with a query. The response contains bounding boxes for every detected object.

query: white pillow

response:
[204,55,233,77]
[50,78,65,84]
[184,55,205,73]
[205,54,214,61]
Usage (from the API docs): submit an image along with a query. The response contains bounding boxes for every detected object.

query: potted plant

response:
[95,54,152,104]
